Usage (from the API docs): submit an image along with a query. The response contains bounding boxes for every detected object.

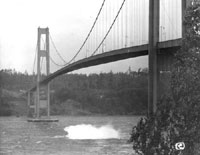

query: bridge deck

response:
[29,38,181,92]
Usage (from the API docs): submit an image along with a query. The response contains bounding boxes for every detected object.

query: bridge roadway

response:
[30,38,181,92]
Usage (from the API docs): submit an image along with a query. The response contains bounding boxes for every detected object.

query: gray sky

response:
[0,0,181,74]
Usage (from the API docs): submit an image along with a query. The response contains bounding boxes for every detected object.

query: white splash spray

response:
[64,124,120,140]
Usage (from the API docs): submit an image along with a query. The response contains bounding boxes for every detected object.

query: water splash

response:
[64,124,120,140]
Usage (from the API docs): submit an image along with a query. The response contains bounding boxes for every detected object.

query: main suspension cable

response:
[50,55,65,67]
[91,0,126,56]
[49,33,67,64]
[65,0,106,65]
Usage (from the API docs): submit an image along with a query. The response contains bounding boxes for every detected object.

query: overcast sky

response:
[0,0,181,74]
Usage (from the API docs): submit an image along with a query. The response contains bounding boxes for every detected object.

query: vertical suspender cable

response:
[138,0,141,44]
[91,0,126,56]
[107,0,110,51]
[130,0,133,46]
[142,0,144,43]
[109,0,112,50]
[111,0,114,50]
[177,0,180,38]
[89,31,94,53]
[169,0,171,39]
[162,0,165,41]
[135,0,137,44]
[175,0,177,39]
[113,1,115,49]
[121,0,124,47]
[160,0,162,41]
[116,0,120,48]
[101,5,104,53]
[116,0,119,48]
[168,0,171,40]
[133,0,136,44]
[105,0,108,52]
[95,18,97,54]
[125,0,128,47]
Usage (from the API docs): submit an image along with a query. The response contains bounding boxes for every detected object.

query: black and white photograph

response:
[0,0,199,154]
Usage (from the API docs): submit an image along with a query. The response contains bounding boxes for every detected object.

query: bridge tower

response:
[36,27,50,118]
[27,28,58,122]
[148,0,159,116]
[148,0,190,116]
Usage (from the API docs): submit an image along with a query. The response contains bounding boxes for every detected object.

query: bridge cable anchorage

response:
[63,0,106,65]
[91,0,126,56]
[49,33,67,64]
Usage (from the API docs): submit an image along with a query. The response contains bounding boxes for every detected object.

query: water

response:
[0,116,141,155]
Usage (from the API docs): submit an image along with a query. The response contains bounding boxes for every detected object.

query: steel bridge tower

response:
[27,28,56,121]
[35,27,50,118]
[148,0,192,116]
[27,28,58,122]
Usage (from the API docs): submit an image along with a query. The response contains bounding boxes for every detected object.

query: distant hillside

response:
[0,89,27,116]
[50,68,149,115]
[0,68,171,116]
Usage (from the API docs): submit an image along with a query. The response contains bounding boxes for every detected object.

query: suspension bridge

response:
[27,0,192,121]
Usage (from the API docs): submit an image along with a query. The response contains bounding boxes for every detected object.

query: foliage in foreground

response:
[129,3,200,155]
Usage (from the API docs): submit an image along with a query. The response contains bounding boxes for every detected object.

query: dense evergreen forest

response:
[50,68,148,115]
[0,68,169,116]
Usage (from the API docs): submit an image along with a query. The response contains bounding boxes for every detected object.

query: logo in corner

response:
[175,142,185,150]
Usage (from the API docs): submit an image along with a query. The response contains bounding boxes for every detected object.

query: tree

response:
[129,3,200,155]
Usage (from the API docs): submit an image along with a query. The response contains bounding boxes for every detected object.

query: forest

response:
[0,68,169,116]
